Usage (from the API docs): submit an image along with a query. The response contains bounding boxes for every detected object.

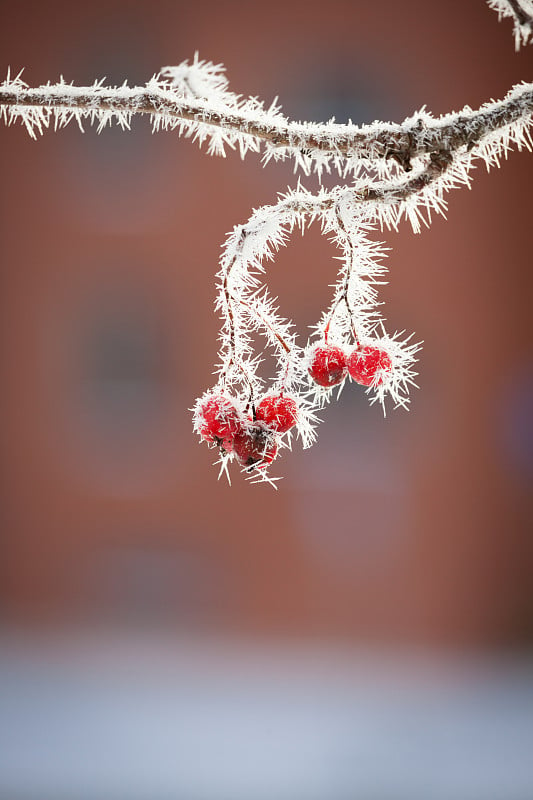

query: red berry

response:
[347,345,392,386]
[308,344,347,387]
[234,422,278,469]
[256,394,298,434]
[197,394,243,447]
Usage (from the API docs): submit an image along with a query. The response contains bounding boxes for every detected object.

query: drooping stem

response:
[219,229,251,391]
[323,205,362,347]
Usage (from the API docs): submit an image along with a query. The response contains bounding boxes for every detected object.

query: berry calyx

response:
[234,422,278,469]
[347,345,392,386]
[255,394,298,433]
[308,344,348,387]
[195,394,243,448]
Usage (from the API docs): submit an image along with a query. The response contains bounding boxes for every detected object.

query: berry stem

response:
[322,204,361,347]
[219,227,254,395]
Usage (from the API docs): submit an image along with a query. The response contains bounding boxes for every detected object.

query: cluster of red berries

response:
[308,343,392,388]
[196,392,299,470]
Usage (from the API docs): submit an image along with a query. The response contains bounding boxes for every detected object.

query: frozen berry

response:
[196,394,243,448]
[256,394,298,434]
[308,344,347,387]
[234,422,278,469]
[347,345,392,386]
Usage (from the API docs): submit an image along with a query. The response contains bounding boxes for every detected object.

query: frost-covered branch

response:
[1,62,532,179]
[488,0,533,49]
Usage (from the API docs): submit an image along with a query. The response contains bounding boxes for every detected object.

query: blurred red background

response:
[0,0,532,648]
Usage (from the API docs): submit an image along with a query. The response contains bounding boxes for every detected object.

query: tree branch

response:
[1,78,532,169]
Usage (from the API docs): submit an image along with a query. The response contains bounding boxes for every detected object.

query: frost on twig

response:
[1,4,532,483]
[487,0,533,50]
[1,59,532,180]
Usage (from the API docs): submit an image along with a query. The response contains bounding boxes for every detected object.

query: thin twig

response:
[507,0,533,28]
